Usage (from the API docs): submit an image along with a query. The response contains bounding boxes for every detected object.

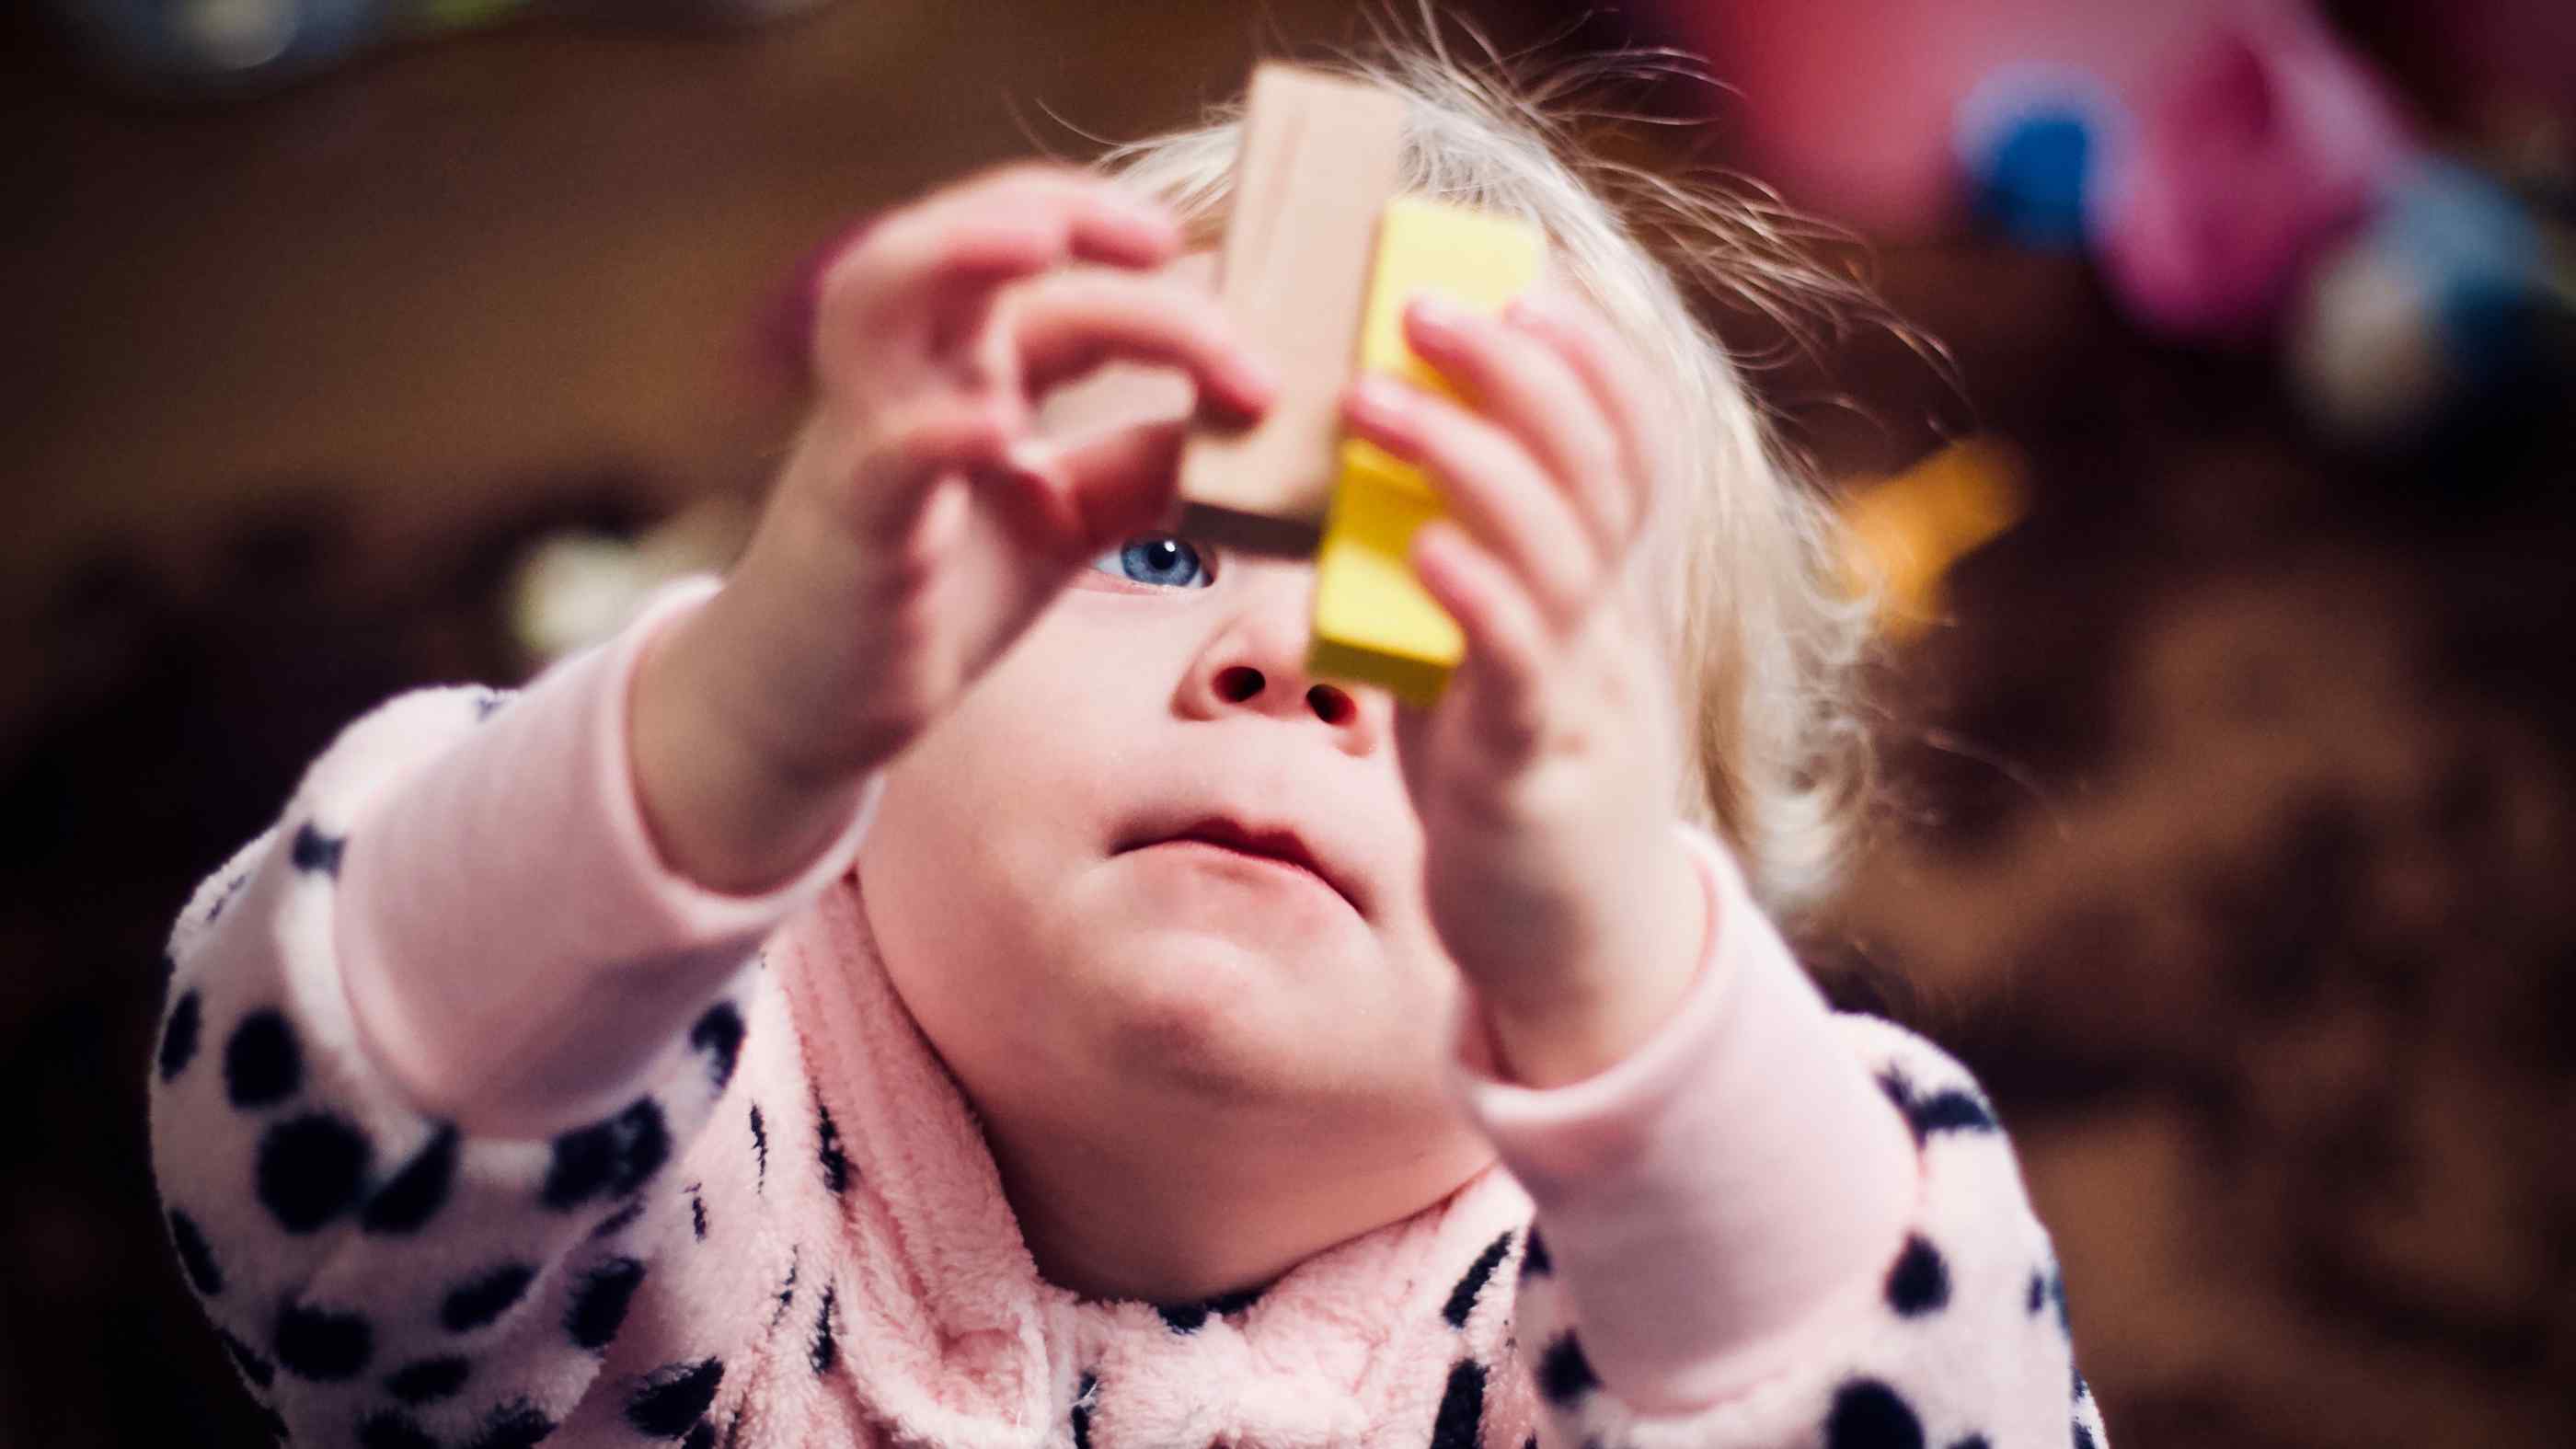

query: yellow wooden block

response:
[1308,197,1544,706]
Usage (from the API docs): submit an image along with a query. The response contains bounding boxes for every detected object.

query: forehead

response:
[1033,250,1218,443]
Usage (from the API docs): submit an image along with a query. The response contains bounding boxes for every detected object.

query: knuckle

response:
[816,235,883,306]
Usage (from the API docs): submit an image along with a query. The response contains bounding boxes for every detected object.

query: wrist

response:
[1478,835,1711,1089]
[630,598,871,895]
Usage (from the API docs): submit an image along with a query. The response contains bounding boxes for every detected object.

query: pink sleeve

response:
[337,573,882,1140]
[1444,822,1921,1415]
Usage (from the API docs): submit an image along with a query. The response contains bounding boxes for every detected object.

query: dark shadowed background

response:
[4,1,2571,1445]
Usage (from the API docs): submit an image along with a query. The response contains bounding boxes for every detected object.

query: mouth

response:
[1119,815,1362,914]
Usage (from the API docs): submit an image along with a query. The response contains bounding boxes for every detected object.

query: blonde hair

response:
[1095,35,1880,921]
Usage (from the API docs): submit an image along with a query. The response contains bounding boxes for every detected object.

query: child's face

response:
[854,263,1501,1201]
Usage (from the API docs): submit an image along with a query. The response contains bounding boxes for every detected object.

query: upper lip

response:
[1120,812,1364,913]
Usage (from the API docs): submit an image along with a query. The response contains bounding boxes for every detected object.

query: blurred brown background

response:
[4,2,2571,1446]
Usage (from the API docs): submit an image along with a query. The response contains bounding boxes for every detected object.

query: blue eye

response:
[1089,535,1214,590]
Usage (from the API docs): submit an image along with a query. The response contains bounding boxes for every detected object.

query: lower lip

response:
[1136,840,1346,904]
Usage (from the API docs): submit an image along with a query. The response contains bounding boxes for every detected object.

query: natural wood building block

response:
[1307,196,1544,706]
[1175,63,1407,554]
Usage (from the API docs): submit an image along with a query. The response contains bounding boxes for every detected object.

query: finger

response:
[1400,293,1632,563]
[1012,417,1189,548]
[1502,288,1670,547]
[1006,270,1276,419]
[1342,374,1597,628]
[838,396,1018,543]
[826,167,1182,326]
[927,164,1185,273]
[1409,520,1553,763]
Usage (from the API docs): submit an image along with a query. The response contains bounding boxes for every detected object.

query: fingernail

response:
[1504,291,1558,329]
[1236,352,1282,404]
[1409,291,1466,335]
[1351,374,1408,416]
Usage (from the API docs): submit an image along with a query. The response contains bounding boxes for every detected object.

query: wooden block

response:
[1175,63,1407,555]
[1308,196,1544,706]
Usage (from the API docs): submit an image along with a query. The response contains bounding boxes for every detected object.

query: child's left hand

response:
[1339,285,1713,1091]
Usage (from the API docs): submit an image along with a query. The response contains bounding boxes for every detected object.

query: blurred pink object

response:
[1652,0,2242,236]
[2091,6,2417,340]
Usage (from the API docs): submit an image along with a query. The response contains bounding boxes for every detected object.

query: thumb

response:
[842,399,1015,543]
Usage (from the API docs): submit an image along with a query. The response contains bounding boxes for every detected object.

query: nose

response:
[1179,563,1380,747]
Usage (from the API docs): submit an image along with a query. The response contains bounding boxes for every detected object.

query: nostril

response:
[1307,684,1353,725]
[1216,665,1264,703]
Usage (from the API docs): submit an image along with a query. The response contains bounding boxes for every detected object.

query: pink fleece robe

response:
[147,574,2108,1448]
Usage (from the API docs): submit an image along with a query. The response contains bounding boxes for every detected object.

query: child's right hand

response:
[632,165,1274,890]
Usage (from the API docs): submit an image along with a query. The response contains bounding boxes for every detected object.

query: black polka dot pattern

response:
[1535,1331,1598,1407]
[1442,1231,1512,1328]
[274,1299,374,1382]
[814,1098,847,1196]
[385,1354,472,1406]
[291,822,346,877]
[1070,1369,1098,1449]
[1151,1282,1260,1334]
[224,1009,303,1108]
[1876,1064,2000,1145]
[207,871,249,924]
[1886,1235,1950,1317]
[689,1003,744,1091]
[362,1124,457,1235]
[358,1409,437,1449]
[158,988,201,1082]
[1429,1357,1487,1449]
[165,829,2128,1449]
[1518,1225,1552,1280]
[566,1256,646,1351]
[257,1112,374,1234]
[1823,1377,1925,1449]
[465,1398,554,1449]
[542,1098,670,1212]
[748,1103,768,1193]
[442,1262,536,1334]
[809,1285,837,1375]
[768,1252,798,1329]
[167,1209,223,1296]
[2033,1262,2072,1335]
[626,1358,724,1437]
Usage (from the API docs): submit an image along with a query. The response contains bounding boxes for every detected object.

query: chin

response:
[1086,932,1388,1105]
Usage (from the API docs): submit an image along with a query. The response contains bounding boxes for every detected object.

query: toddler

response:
[149,44,2109,1449]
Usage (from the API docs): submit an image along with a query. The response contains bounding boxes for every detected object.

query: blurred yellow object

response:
[1308,197,1544,707]
[1839,438,2029,640]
